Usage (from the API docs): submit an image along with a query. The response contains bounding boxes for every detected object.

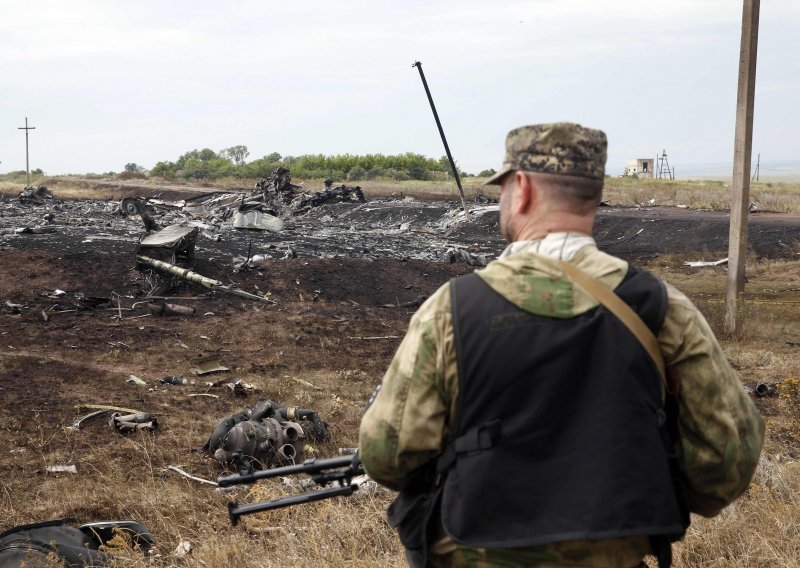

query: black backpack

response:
[0,519,154,568]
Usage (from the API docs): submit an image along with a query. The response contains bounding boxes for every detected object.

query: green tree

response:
[221,145,250,166]
[151,161,177,179]
[124,163,140,173]
[478,168,497,177]
[181,156,213,180]
[176,149,217,170]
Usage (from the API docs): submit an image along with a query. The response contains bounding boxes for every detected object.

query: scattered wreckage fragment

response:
[0,519,155,567]
[160,375,191,385]
[0,226,57,235]
[166,465,219,487]
[203,400,331,471]
[255,167,303,204]
[136,255,275,303]
[380,294,429,309]
[136,225,199,266]
[233,209,283,232]
[442,246,488,267]
[204,378,258,396]
[297,183,366,209]
[68,404,157,433]
[46,465,77,474]
[68,409,110,431]
[684,257,729,268]
[754,382,779,397]
[18,186,57,206]
[120,197,199,265]
[109,411,158,432]
[189,356,230,376]
[146,302,196,316]
[120,197,159,232]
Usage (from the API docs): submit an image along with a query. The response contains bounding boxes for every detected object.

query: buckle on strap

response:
[437,419,502,474]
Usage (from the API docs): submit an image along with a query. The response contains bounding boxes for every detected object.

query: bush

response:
[117,171,147,180]
[144,150,470,182]
[347,166,366,181]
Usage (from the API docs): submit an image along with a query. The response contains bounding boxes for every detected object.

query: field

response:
[2,174,800,213]
[0,177,799,567]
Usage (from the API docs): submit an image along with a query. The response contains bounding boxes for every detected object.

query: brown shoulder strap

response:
[558,261,667,388]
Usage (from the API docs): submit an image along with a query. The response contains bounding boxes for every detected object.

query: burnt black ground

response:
[1,196,799,266]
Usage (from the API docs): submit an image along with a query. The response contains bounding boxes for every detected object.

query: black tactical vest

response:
[441,266,686,549]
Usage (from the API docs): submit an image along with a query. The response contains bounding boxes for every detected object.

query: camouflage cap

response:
[484,122,607,185]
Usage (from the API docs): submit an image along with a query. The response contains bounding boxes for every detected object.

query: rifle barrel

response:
[217,455,357,487]
[228,484,358,525]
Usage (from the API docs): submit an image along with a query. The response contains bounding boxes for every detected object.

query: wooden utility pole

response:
[725,0,760,335]
[17,117,36,187]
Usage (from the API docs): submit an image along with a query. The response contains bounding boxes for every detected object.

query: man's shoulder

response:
[409,277,455,325]
[571,245,630,282]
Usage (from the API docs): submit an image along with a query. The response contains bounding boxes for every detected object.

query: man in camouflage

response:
[359,123,764,567]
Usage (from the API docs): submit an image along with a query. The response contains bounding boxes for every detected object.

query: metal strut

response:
[412,61,470,218]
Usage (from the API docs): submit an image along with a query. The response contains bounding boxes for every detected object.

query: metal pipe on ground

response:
[146,302,196,317]
[136,255,275,304]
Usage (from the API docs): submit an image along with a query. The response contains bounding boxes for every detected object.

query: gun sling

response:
[558,261,667,389]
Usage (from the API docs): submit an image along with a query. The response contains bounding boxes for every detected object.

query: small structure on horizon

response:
[656,149,675,180]
[623,157,654,178]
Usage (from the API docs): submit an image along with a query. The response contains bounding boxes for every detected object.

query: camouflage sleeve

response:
[659,283,765,517]
[358,284,457,491]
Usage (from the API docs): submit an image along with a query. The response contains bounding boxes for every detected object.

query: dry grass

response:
[604,177,800,213]
[671,457,800,567]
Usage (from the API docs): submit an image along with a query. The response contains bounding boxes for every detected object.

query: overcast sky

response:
[1,0,797,177]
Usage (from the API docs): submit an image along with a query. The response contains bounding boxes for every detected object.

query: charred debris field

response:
[0,181,799,566]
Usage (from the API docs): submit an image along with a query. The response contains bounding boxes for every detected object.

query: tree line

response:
[142,146,496,182]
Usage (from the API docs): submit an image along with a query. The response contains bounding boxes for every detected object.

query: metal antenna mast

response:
[17,117,36,187]
[656,149,673,180]
[412,61,469,218]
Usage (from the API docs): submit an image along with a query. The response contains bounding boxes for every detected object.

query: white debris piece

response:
[684,258,729,268]
[46,465,77,474]
[174,541,192,558]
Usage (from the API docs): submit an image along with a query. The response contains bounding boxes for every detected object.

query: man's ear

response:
[515,171,535,213]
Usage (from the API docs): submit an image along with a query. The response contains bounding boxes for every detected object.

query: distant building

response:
[623,158,654,179]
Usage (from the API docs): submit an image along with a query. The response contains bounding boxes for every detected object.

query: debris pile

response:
[203,399,331,470]
[18,186,57,206]
[297,178,366,210]
[255,166,302,204]
[0,171,508,268]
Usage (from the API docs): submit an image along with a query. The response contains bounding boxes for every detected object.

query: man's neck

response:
[500,232,597,261]
[513,211,595,242]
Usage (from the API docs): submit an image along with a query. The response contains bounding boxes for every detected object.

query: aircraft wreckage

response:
[6,168,792,267]
[0,169,501,267]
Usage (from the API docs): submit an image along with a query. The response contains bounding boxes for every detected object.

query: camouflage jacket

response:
[359,234,765,567]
